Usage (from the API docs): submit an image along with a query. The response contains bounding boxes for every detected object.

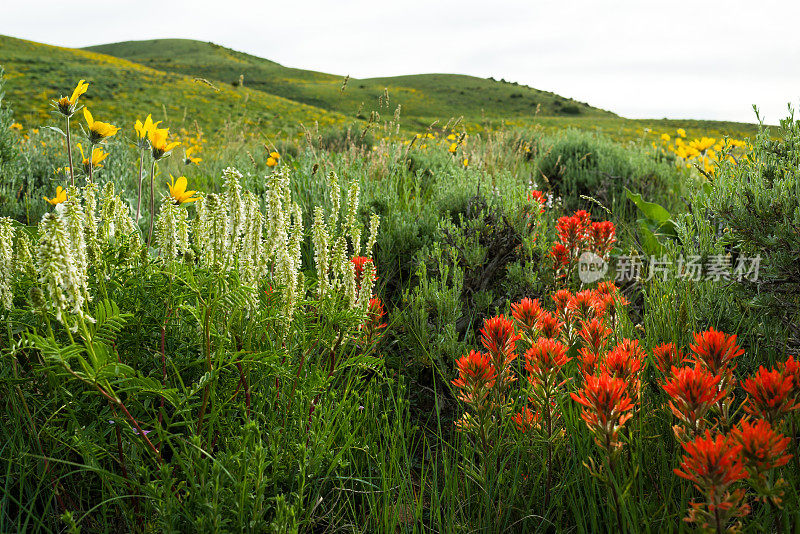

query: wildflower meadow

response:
[1,49,799,534]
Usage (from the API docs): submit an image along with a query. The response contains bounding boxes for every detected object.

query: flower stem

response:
[607,454,624,530]
[544,397,552,511]
[135,149,145,224]
[65,117,75,187]
[146,160,157,248]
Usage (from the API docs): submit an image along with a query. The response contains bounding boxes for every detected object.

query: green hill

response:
[0,35,350,139]
[85,39,615,124]
[1,35,761,145]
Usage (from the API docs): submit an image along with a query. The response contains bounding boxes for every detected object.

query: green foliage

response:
[697,109,800,355]
[391,243,467,370]
[534,129,685,217]
[625,188,679,256]
[0,67,17,169]
[0,65,797,532]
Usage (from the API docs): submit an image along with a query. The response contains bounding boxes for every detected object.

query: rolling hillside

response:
[85,39,615,124]
[0,35,760,144]
[0,35,350,138]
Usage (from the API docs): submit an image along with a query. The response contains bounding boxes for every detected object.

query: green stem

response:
[608,453,624,530]
[196,305,213,439]
[65,116,74,187]
[544,394,552,511]
[135,149,145,224]
[147,160,157,248]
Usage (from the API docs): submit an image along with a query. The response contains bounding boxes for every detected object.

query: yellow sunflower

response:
[55,79,89,117]
[149,127,181,160]
[44,186,68,206]
[134,114,160,141]
[83,108,120,144]
[167,175,200,204]
[78,142,109,174]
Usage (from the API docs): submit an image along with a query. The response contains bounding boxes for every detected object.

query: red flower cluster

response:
[536,311,563,339]
[480,315,520,389]
[674,431,750,529]
[689,327,744,380]
[577,317,612,356]
[528,190,547,214]
[451,350,497,406]
[653,342,685,376]
[730,419,792,475]
[510,297,542,336]
[349,256,387,350]
[662,365,724,439]
[675,430,748,490]
[550,210,616,279]
[570,373,634,451]
[361,297,387,347]
[351,256,376,291]
[566,289,605,322]
[779,355,800,394]
[741,365,798,425]
[601,339,646,402]
[525,338,570,393]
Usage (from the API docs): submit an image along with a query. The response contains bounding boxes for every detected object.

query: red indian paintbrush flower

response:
[573,209,591,227]
[535,311,563,339]
[570,372,634,451]
[511,297,542,334]
[577,347,600,376]
[689,327,744,377]
[653,342,685,376]
[595,281,628,319]
[674,431,747,489]
[589,220,616,257]
[556,214,588,253]
[741,366,798,425]
[603,340,645,381]
[551,289,573,316]
[567,290,604,321]
[480,315,520,360]
[525,338,570,389]
[595,281,618,297]
[550,243,570,271]
[480,315,520,389]
[578,317,612,355]
[730,419,792,475]
[361,297,387,347]
[452,350,497,406]
[662,366,725,439]
[674,431,749,529]
[513,405,541,433]
[351,256,376,290]
[602,339,646,402]
[528,190,547,214]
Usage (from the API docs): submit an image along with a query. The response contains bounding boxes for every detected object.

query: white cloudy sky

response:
[2,0,798,123]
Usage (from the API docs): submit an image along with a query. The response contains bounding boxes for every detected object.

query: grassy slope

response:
[0,35,350,139]
[0,35,761,144]
[85,39,615,124]
[85,39,762,140]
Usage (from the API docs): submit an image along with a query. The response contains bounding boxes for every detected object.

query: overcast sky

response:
[2,0,798,123]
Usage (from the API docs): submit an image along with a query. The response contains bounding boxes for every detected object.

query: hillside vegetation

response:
[1,35,763,144]
[0,35,350,138]
[86,38,612,123]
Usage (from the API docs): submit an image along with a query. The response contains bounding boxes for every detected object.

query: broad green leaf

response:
[637,220,665,256]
